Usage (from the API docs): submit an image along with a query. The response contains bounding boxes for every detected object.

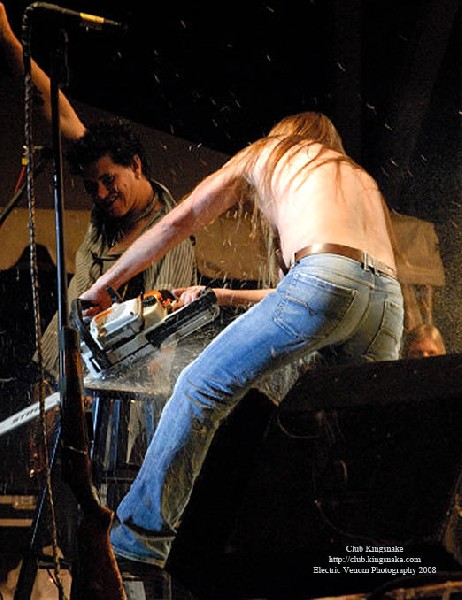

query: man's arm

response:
[80,166,246,313]
[172,285,273,309]
[0,2,85,139]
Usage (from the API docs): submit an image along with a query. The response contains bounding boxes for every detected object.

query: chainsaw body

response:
[71,289,220,379]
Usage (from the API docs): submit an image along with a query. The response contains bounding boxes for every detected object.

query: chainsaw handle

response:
[78,298,98,310]
[70,299,111,371]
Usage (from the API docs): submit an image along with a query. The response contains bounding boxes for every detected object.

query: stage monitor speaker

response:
[231,353,462,553]
[170,353,462,599]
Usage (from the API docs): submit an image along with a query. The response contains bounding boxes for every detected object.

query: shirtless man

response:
[80,112,404,570]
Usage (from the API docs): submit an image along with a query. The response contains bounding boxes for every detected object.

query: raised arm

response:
[0,2,85,139]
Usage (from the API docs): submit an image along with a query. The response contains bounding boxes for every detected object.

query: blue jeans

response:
[110,253,404,566]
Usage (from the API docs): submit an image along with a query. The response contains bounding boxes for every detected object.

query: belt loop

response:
[361,251,369,271]
[363,252,378,274]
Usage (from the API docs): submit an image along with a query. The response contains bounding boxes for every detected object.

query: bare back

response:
[249,141,396,270]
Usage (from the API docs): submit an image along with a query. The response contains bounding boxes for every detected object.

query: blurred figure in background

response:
[401,323,446,359]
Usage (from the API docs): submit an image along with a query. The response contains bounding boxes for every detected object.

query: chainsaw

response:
[71,287,220,379]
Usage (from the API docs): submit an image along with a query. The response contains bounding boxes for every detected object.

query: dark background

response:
[1,0,460,214]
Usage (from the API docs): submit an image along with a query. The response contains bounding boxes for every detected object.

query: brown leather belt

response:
[291,243,397,278]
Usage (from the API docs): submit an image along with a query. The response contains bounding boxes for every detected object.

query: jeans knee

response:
[174,361,236,417]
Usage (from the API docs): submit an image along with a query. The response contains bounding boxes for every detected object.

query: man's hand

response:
[79,284,113,317]
[171,285,207,310]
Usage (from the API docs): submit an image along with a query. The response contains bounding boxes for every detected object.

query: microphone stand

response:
[15,5,125,599]
[14,8,76,596]
[49,32,68,334]
[48,28,126,600]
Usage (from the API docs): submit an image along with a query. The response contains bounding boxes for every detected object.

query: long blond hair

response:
[228,112,356,203]
[268,111,347,152]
